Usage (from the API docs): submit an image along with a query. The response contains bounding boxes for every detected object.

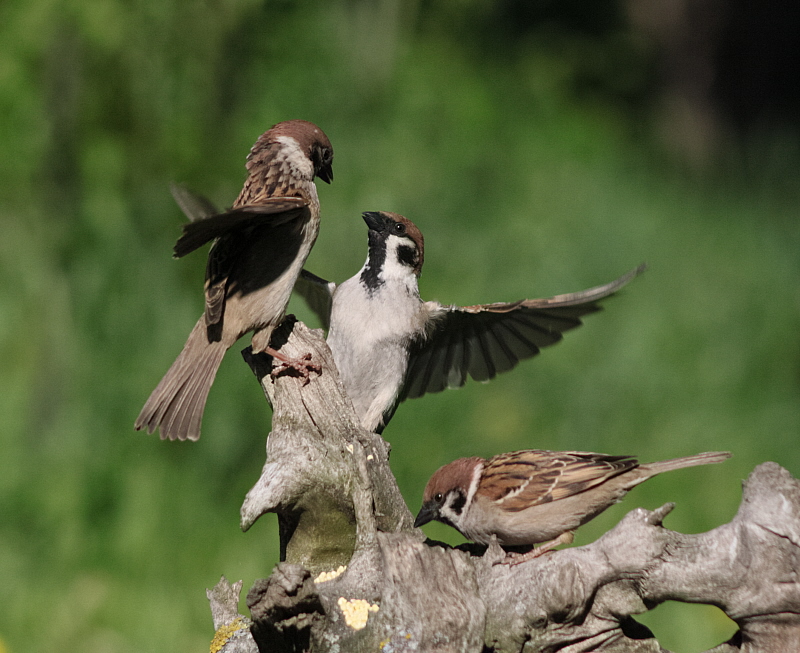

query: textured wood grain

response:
[207,318,800,653]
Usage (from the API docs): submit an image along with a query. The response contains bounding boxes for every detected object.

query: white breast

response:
[327,273,428,431]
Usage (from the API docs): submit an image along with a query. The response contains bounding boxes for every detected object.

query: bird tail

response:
[643,451,731,474]
[134,318,229,441]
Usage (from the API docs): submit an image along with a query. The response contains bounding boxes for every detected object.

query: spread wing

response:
[167,183,308,259]
[293,269,337,330]
[399,264,645,401]
[481,450,639,511]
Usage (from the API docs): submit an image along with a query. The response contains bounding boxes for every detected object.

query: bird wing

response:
[399,264,645,401]
[174,199,308,259]
[293,269,336,330]
[482,450,639,511]
[166,184,309,259]
[202,231,243,327]
[170,183,219,222]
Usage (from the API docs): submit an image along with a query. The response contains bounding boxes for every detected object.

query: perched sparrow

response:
[294,211,645,433]
[414,449,731,560]
[135,119,334,441]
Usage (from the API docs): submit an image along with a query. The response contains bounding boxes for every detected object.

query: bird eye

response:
[434,493,443,502]
[394,223,406,234]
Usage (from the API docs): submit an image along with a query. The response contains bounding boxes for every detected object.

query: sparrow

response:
[414,449,731,561]
[294,211,646,433]
[134,119,334,441]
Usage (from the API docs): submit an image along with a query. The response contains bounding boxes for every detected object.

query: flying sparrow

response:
[414,449,731,561]
[135,119,334,441]
[294,210,646,433]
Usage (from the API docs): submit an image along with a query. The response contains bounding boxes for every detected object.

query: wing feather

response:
[400,265,645,401]
[293,269,336,330]
[471,324,497,381]
[170,183,218,222]
[482,450,639,511]
[166,184,310,263]
[174,199,308,258]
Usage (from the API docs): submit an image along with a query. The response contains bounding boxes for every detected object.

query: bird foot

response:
[268,350,321,385]
[495,531,575,566]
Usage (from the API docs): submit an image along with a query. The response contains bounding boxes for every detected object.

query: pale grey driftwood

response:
[207,318,800,653]
[239,317,414,575]
[207,576,257,653]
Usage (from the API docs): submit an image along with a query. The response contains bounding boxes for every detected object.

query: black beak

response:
[362,211,385,231]
[414,502,436,528]
[317,163,333,184]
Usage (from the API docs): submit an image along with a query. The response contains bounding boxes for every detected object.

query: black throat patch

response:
[360,229,386,292]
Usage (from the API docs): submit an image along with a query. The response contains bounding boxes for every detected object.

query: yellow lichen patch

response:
[337,597,379,630]
[210,616,248,653]
[314,565,347,584]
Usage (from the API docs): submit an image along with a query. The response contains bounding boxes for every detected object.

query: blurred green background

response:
[2,1,799,651]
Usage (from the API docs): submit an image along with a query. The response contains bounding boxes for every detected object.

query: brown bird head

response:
[235,120,334,207]
[362,211,425,277]
[266,119,334,183]
[415,456,483,528]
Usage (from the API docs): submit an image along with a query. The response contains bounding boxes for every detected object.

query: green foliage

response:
[1,1,798,651]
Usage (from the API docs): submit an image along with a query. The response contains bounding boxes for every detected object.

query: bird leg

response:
[498,531,575,566]
[266,346,321,384]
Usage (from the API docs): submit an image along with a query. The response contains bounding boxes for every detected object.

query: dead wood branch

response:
[207,318,800,653]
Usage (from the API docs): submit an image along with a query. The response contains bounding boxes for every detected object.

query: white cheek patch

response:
[382,236,418,282]
[439,495,463,525]
[274,135,314,180]
[465,463,484,508]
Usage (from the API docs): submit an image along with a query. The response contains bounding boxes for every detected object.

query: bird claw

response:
[494,531,574,566]
[269,352,321,385]
[495,547,550,566]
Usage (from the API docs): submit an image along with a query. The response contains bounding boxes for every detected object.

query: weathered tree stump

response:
[207,318,800,653]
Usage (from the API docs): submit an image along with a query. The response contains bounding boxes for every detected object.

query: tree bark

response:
[207,318,800,653]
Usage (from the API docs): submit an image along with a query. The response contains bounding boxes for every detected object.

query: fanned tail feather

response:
[134,319,229,441]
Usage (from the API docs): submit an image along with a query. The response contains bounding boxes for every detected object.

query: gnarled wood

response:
[208,318,800,653]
